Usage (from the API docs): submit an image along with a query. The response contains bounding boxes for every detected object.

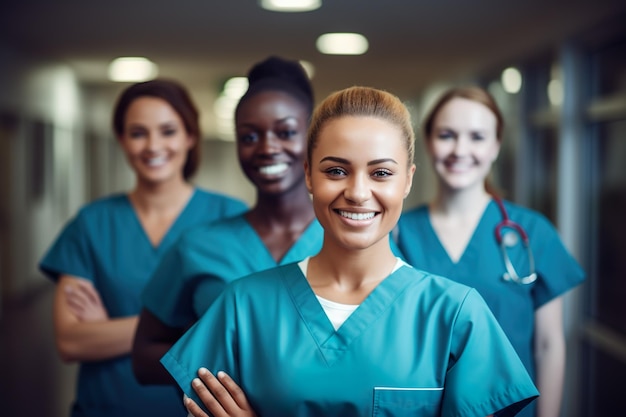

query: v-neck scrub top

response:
[162,263,538,417]
[39,189,246,417]
[396,200,585,417]
[142,214,324,327]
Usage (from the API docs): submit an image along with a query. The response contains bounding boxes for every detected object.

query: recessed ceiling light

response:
[316,33,369,55]
[501,67,522,94]
[108,57,158,82]
[259,0,321,12]
[299,60,315,79]
[222,77,249,99]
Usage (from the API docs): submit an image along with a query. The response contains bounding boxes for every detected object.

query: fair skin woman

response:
[424,95,564,417]
[176,88,514,417]
[41,79,246,417]
[54,95,196,362]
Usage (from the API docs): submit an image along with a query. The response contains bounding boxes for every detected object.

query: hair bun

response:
[242,56,314,110]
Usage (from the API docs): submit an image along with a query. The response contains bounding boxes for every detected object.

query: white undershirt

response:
[298,257,407,330]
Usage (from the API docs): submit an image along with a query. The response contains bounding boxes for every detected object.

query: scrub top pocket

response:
[372,387,443,417]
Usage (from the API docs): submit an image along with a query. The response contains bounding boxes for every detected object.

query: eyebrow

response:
[319,156,398,165]
[238,116,299,128]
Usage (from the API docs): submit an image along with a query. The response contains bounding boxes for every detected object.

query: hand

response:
[64,279,109,322]
[184,368,257,417]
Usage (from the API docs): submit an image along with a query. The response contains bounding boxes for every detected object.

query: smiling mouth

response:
[258,163,289,175]
[145,156,168,166]
[337,210,377,221]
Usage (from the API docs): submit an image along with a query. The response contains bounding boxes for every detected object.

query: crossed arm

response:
[52,275,138,362]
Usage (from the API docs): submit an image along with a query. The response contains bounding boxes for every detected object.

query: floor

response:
[0,282,77,417]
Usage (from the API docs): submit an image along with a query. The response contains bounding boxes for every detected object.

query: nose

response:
[146,133,161,152]
[344,173,371,205]
[257,132,280,156]
[452,135,470,156]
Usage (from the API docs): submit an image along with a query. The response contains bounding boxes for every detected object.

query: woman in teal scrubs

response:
[132,56,323,385]
[38,80,246,417]
[163,86,539,417]
[395,86,585,417]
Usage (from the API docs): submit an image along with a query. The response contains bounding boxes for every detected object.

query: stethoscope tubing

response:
[493,198,537,285]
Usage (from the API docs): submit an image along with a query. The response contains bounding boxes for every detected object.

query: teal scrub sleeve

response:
[39,210,94,282]
[161,288,238,414]
[442,289,538,417]
[142,243,198,327]
[142,236,228,328]
[531,215,585,309]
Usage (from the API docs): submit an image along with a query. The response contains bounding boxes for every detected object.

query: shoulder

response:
[192,188,247,208]
[399,204,428,222]
[402,265,475,303]
[68,193,128,227]
[500,199,557,234]
[76,193,127,216]
[176,213,248,249]
[226,263,297,294]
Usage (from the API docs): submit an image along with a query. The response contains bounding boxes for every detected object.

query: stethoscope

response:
[493,198,537,285]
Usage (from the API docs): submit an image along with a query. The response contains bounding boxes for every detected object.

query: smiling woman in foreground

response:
[162,86,539,417]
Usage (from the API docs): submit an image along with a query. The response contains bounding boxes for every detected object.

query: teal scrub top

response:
[162,263,539,417]
[39,189,246,417]
[396,200,585,417]
[142,214,324,327]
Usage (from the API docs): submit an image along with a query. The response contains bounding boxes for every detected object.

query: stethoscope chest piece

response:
[494,198,538,285]
[501,231,519,247]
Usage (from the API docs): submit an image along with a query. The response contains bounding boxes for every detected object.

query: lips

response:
[258,163,289,176]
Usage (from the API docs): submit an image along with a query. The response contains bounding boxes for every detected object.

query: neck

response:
[249,184,315,229]
[129,177,193,213]
[312,235,397,290]
[431,183,492,218]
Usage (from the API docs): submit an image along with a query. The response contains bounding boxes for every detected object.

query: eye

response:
[324,167,347,177]
[237,132,258,145]
[436,130,455,140]
[162,128,178,137]
[471,132,486,141]
[372,169,393,178]
[277,129,298,140]
[128,129,146,139]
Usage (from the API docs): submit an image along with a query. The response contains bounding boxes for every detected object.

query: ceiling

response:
[2,0,626,102]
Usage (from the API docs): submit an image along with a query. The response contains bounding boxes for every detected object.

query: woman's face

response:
[306,116,415,251]
[427,97,500,192]
[235,91,309,196]
[118,96,193,185]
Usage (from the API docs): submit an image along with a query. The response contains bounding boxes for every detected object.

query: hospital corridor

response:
[2,1,626,416]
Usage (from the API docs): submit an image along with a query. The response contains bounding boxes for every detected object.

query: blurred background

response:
[1,0,625,416]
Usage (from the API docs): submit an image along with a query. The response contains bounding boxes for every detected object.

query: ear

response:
[304,160,313,194]
[491,138,502,162]
[404,163,416,199]
[186,134,197,149]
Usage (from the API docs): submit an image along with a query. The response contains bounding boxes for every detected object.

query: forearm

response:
[534,298,566,417]
[132,308,186,385]
[534,340,565,417]
[56,315,139,362]
[132,340,177,385]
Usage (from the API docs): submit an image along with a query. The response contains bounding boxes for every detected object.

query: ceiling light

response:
[259,0,321,12]
[316,33,369,55]
[547,79,563,106]
[501,67,522,94]
[299,60,315,79]
[222,77,249,99]
[108,57,158,82]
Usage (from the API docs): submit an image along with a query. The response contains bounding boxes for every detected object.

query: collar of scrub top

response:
[493,197,538,285]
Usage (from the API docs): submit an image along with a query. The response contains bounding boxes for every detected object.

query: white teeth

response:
[259,163,288,175]
[338,211,375,221]
[146,156,167,166]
